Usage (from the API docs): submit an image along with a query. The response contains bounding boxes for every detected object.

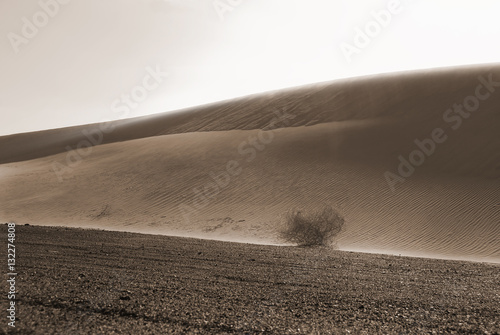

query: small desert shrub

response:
[281,207,344,247]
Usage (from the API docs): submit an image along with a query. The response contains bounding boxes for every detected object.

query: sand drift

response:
[1,64,499,263]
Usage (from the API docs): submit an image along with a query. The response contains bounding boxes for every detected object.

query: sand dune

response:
[1,64,499,262]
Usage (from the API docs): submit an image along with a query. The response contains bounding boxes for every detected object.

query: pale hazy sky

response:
[1,0,499,135]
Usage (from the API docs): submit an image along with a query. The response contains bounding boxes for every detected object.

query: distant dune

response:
[1,64,499,262]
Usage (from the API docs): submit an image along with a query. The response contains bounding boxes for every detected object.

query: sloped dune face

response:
[1,65,499,262]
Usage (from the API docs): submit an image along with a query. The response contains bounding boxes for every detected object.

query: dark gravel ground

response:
[1,224,499,334]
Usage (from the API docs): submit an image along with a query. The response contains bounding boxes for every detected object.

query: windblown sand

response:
[1,225,499,334]
[1,64,499,262]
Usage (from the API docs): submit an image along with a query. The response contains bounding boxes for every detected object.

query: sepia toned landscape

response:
[1,63,500,333]
[1,64,500,262]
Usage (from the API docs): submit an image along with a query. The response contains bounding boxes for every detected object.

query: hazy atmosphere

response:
[2,0,500,135]
[1,1,499,333]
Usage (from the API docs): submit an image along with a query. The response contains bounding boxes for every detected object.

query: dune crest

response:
[1,64,499,263]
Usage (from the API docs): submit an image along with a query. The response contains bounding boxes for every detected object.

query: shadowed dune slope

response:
[1,64,499,262]
[1,63,499,163]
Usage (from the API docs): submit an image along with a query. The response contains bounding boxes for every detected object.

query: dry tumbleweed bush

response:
[281,207,345,247]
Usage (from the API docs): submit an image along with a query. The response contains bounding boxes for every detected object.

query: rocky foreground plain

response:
[1,224,499,334]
